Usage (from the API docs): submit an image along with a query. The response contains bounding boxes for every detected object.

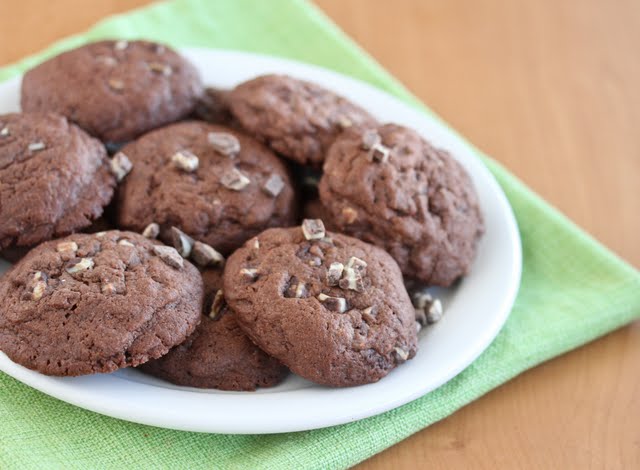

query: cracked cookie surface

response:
[141,269,288,391]
[228,74,377,167]
[223,224,417,387]
[0,113,115,250]
[116,121,297,254]
[0,230,203,376]
[21,40,203,143]
[318,124,484,286]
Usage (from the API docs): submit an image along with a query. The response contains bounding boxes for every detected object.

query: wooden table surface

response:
[1,0,638,468]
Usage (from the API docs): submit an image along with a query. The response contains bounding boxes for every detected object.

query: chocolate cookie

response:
[228,74,377,167]
[0,231,203,376]
[116,121,296,254]
[0,113,116,250]
[223,221,418,387]
[141,269,288,390]
[21,40,203,143]
[318,124,484,286]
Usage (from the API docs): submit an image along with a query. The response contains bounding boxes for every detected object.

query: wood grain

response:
[1,0,638,468]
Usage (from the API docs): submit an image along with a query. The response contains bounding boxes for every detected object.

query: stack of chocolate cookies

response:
[0,40,483,390]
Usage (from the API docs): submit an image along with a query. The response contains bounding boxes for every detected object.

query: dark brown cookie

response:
[116,121,297,255]
[318,124,484,286]
[141,269,288,390]
[0,231,203,376]
[0,113,116,250]
[21,40,203,143]
[228,74,377,167]
[223,222,418,387]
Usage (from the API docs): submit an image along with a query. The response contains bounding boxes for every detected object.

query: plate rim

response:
[0,47,522,434]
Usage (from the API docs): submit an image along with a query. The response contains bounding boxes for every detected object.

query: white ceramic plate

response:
[0,48,521,434]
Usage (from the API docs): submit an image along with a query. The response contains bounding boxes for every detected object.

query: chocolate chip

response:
[341,207,358,224]
[31,271,48,301]
[208,132,240,157]
[337,115,353,128]
[426,299,443,324]
[362,130,381,150]
[326,262,344,286]
[110,152,133,181]
[362,305,378,323]
[251,238,260,250]
[95,231,107,238]
[412,291,433,310]
[294,282,307,298]
[56,241,78,253]
[108,78,124,91]
[32,283,46,301]
[101,282,117,295]
[118,239,134,247]
[168,227,194,258]
[221,168,251,190]
[171,150,199,172]
[240,267,258,280]
[338,267,364,292]
[28,141,46,152]
[191,241,224,267]
[1,126,10,137]
[114,40,128,51]
[262,173,285,197]
[413,293,444,325]
[369,142,391,163]
[317,293,347,313]
[209,289,226,319]
[95,55,117,66]
[346,256,367,274]
[152,245,184,269]
[65,257,95,274]
[363,305,377,316]
[307,257,322,267]
[142,222,160,239]
[394,347,409,361]
[284,276,307,298]
[301,219,325,240]
[147,62,172,76]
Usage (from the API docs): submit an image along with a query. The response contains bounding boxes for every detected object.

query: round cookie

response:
[228,74,377,167]
[21,40,203,143]
[116,121,296,254]
[318,124,484,286]
[141,269,288,390]
[223,221,418,387]
[0,113,116,250]
[0,230,203,376]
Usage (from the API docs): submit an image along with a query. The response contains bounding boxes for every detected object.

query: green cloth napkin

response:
[1,0,638,468]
